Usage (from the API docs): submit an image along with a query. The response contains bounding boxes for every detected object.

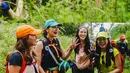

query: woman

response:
[72,26,94,73]
[8,25,45,73]
[35,19,78,73]
[95,32,121,73]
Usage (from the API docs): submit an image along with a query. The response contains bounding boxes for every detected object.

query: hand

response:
[90,58,95,67]
[70,38,80,49]
[1,2,9,10]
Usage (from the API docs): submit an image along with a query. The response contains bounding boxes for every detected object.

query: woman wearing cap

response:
[71,26,94,73]
[95,32,121,73]
[8,25,45,73]
[35,19,78,73]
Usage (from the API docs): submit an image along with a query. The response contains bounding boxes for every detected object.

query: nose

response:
[99,40,104,43]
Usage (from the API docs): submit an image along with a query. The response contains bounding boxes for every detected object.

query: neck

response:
[101,48,106,52]
[47,35,54,42]
[80,40,85,46]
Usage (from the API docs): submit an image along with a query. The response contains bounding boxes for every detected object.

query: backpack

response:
[40,38,70,73]
[110,41,124,73]
[5,50,26,73]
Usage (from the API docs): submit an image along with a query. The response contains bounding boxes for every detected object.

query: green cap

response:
[96,32,109,38]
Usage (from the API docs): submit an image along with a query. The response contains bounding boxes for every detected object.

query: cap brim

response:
[50,23,62,27]
[97,35,107,38]
[57,23,62,27]
[31,29,42,35]
[96,32,109,38]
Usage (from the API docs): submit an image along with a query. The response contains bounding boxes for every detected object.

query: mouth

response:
[80,35,86,39]
[54,31,58,35]
[99,44,106,48]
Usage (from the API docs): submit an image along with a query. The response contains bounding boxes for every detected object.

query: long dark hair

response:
[96,38,113,68]
[74,26,90,54]
[14,35,36,65]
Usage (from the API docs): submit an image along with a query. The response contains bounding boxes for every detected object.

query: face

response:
[97,37,108,49]
[0,0,2,6]
[27,34,37,46]
[78,27,87,41]
[120,39,125,42]
[46,26,60,38]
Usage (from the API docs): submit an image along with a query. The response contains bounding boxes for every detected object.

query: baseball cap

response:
[16,25,42,38]
[120,35,126,39]
[96,32,109,39]
[44,19,62,29]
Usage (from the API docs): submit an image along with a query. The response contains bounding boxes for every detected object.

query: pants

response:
[72,64,94,73]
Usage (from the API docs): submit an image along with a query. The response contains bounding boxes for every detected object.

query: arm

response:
[109,54,121,73]
[60,43,73,60]
[35,41,43,65]
[60,38,79,60]
[8,52,22,73]
[39,65,45,73]
[8,65,21,73]
[8,0,23,20]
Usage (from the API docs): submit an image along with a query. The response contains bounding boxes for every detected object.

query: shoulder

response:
[9,52,22,66]
[124,40,128,43]
[113,48,119,57]
[10,52,22,58]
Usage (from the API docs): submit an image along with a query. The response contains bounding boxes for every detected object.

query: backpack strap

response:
[40,38,61,56]
[49,44,60,58]
[16,51,27,73]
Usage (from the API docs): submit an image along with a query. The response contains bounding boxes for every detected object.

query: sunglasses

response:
[102,55,105,64]
[97,37,107,42]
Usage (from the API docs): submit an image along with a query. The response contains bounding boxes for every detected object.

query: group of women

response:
[7,19,122,73]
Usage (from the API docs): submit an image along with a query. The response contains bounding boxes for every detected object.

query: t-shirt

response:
[100,48,119,73]
[9,52,22,66]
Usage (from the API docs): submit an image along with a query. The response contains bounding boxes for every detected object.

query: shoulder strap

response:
[53,38,61,49]
[45,46,59,65]
[111,50,115,63]
[39,38,49,55]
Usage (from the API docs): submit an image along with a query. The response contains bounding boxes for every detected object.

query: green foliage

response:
[62,23,80,36]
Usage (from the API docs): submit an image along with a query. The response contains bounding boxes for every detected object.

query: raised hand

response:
[70,38,80,49]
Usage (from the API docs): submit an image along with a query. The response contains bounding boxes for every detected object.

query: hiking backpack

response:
[110,41,124,73]
[40,38,70,73]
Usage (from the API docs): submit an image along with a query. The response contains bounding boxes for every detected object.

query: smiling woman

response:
[95,32,122,73]
[35,19,79,73]
[71,26,94,73]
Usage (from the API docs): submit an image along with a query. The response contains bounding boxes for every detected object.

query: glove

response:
[1,2,9,10]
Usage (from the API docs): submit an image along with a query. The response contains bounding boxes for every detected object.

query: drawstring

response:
[32,63,38,73]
